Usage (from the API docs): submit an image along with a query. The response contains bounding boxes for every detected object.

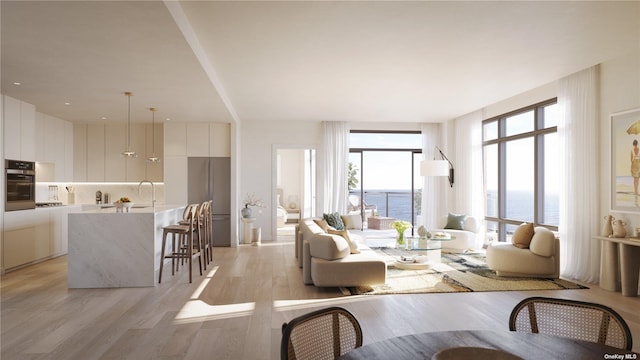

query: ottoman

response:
[368,216,395,230]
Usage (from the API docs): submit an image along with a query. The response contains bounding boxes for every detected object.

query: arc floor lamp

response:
[420,146,454,187]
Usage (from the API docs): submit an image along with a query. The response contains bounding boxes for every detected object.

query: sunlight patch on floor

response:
[173,301,256,324]
[272,295,377,312]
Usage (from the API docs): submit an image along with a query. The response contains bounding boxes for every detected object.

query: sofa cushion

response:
[308,233,350,260]
[323,212,345,230]
[529,227,556,257]
[341,214,362,230]
[328,229,360,254]
[512,223,535,249]
[444,213,466,230]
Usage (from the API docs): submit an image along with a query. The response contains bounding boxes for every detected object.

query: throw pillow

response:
[313,219,330,232]
[323,212,345,230]
[341,214,362,230]
[444,213,466,230]
[328,229,360,254]
[512,222,535,249]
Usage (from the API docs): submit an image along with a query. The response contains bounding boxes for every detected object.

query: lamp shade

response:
[420,160,449,176]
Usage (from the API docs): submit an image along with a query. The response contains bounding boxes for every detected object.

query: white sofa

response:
[430,215,482,251]
[296,218,386,287]
[486,227,560,278]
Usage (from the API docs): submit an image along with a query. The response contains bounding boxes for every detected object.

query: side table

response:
[241,217,255,245]
[595,235,640,297]
[286,208,301,223]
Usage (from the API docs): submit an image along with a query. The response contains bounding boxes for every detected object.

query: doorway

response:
[272,146,316,241]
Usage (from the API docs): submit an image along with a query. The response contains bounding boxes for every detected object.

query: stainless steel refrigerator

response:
[187,157,231,247]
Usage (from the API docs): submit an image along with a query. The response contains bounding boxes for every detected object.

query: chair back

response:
[509,296,633,350]
[281,307,362,360]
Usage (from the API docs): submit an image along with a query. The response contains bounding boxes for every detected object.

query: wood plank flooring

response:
[2,239,639,359]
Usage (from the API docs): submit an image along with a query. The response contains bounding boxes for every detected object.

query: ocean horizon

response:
[352,189,559,228]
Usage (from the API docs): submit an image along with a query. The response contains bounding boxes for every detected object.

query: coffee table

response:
[392,237,455,269]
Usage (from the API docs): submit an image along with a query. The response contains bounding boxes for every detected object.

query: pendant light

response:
[121,91,137,158]
[146,107,160,163]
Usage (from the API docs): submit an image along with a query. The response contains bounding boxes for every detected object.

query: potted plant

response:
[390,220,412,248]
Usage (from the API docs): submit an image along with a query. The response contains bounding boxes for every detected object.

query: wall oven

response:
[5,159,36,211]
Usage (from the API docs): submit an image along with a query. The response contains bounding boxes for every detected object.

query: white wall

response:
[600,50,640,229]
[241,120,322,239]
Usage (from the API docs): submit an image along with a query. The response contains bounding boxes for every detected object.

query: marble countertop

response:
[71,204,185,214]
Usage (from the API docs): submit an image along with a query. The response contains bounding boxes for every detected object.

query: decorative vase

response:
[602,215,614,237]
[241,207,253,218]
[611,219,627,238]
[396,231,405,248]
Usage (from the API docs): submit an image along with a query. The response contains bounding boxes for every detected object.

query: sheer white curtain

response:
[421,123,440,229]
[558,66,600,282]
[322,121,349,213]
[453,111,485,227]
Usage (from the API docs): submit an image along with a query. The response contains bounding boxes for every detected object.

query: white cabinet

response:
[167,122,230,157]
[2,96,36,161]
[34,112,74,181]
[144,124,164,182]
[105,124,126,181]
[50,205,81,255]
[34,112,45,161]
[3,210,51,270]
[3,95,27,160]
[187,123,210,156]
[164,122,187,156]
[126,124,146,181]
[64,121,74,181]
[210,123,231,156]
[73,124,88,181]
[87,124,106,181]
[2,206,81,271]
[20,101,36,161]
[75,123,163,182]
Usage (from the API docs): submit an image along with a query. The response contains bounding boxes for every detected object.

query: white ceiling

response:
[2,1,639,125]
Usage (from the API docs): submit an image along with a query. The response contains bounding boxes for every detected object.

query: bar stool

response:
[179,202,209,269]
[158,204,203,283]
[201,201,213,266]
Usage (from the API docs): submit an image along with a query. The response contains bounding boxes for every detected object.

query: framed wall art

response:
[611,107,640,212]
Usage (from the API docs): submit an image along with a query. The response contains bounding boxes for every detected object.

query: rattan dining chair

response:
[509,296,633,351]
[281,307,363,360]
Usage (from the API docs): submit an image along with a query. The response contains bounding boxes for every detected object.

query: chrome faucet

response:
[138,179,156,208]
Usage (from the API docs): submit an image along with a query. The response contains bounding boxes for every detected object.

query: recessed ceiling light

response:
[64,102,71,106]
[165,118,171,121]
[12,82,21,86]
[101,116,107,120]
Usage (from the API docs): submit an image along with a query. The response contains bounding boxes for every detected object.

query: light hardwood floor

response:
[2,239,639,359]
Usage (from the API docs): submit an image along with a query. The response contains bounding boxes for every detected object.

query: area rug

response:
[347,248,587,295]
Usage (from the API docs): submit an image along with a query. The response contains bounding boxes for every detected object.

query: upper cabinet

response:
[3,95,35,161]
[3,96,72,182]
[73,123,163,182]
[165,122,230,157]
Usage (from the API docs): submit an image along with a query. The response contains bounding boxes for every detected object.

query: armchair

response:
[430,215,482,251]
[486,227,560,278]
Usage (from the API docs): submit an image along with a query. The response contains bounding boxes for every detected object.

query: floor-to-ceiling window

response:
[483,99,558,242]
[349,131,422,232]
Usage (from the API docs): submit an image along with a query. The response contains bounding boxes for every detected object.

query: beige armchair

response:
[486,227,560,278]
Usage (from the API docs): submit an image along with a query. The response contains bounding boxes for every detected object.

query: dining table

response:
[338,330,638,359]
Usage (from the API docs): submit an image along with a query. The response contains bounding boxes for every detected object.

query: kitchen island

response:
[68,204,185,288]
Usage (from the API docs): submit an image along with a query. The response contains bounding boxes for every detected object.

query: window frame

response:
[483,98,558,242]
[349,130,422,232]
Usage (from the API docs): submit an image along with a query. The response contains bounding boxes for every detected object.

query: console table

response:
[595,236,640,297]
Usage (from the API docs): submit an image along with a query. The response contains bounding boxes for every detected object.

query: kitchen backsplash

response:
[35,182,165,205]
